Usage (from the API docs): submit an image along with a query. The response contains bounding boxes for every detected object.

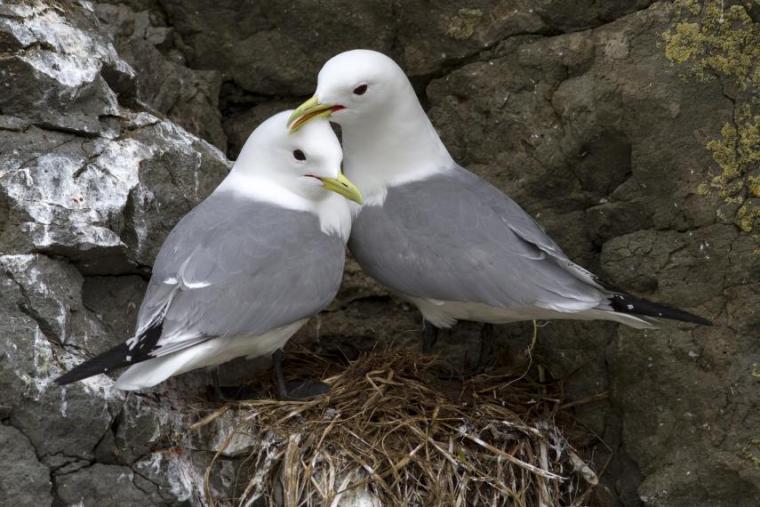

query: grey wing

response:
[133,191,345,357]
[349,165,606,312]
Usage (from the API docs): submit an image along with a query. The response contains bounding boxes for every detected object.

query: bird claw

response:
[272,349,329,400]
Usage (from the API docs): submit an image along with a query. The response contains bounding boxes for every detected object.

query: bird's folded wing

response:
[131,191,345,359]
[349,165,605,312]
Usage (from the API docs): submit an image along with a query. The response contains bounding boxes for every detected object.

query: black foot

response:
[272,349,329,401]
[422,320,439,354]
[474,323,496,373]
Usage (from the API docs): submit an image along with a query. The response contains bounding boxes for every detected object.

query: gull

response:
[288,49,710,356]
[56,111,362,397]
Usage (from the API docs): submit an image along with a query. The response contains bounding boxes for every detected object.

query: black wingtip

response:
[55,322,164,386]
[55,373,76,386]
[54,368,95,386]
[609,292,712,326]
[54,342,131,386]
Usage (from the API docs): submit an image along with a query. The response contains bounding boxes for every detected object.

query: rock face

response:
[0,425,52,506]
[0,1,757,506]
[0,2,230,504]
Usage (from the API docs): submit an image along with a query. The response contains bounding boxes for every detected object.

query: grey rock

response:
[0,3,233,505]
[0,424,53,507]
[132,443,219,505]
[0,254,122,459]
[94,2,228,150]
[0,117,230,274]
[393,1,547,76]
[532,0,654,32]
[0,3,132,136]
[160,0,395,95]
[56,463,155,506]
[223,99,302,159]
[160,0,650,93]
[0,3,231,275]
[82,275,148,343]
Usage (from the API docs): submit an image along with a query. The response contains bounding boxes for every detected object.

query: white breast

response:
[314,192,353,241]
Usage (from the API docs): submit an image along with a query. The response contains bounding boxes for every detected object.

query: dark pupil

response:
[353,84,368,95]
[293,149,306,161]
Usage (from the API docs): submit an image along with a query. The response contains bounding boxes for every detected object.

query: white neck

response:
[341,86,454,206]
[219,171,352,241]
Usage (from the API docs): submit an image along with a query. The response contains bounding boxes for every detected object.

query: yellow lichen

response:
[739,439,760,468]
[704,106,760,231]
[683,0,703,16]
[749,175,760,198]
[664,1,760,89]
[736,201,759,232]
[665,1,760,233]
[446,8,483,40]
[672,0,703,17]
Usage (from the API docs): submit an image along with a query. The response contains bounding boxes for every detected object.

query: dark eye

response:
[353,84,368,95]
[293,149,306,161]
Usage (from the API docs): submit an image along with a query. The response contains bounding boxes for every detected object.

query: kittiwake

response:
[288,49,710,354]
[56,111,363,396]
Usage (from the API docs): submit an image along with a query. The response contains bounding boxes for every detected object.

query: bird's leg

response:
[272,349,290,400]
[208,367,230,402]
[422,319,439,354]
[207,367,227,402]
[272,349,329,401]
[474,323,496,372]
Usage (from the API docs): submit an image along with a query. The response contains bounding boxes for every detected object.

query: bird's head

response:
[288,50,411,132]
[236,111,362,205]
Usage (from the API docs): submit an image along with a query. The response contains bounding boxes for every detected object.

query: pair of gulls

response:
[57,50,709,397]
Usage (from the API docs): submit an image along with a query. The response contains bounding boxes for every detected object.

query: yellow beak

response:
[317,171,363,205]
[288,96,334,133]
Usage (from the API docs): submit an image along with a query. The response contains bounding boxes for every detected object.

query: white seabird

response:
[288,49,710,353]
[56,111,363,396]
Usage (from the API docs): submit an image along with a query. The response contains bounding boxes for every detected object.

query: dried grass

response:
[197,332,600,506]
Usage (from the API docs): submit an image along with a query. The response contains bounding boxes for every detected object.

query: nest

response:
[196,340,600,506]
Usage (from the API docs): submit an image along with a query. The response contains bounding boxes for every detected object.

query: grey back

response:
[138,189,346,350]
[349,165,604,311]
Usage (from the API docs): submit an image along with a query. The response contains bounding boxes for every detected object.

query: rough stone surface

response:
[56,463,155,506]
[93,2,228,150]
[0,2,231,505]
[1,1,757,506]
[222,98,301,159]
[0,424,53,506]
